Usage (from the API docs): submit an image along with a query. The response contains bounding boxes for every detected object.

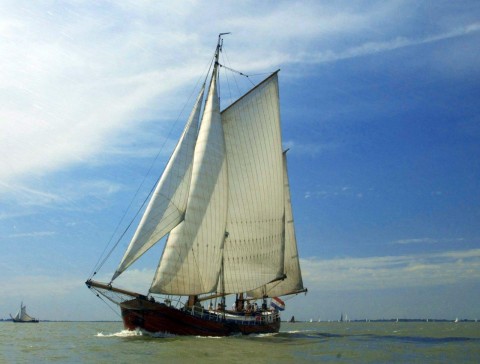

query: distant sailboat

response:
[10,302,39,323]
[289,316,295,323]
[86,34,307,336]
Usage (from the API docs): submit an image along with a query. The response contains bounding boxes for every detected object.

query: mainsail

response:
[222,72,286,294]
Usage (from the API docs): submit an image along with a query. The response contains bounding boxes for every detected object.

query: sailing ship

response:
[86,34,307,336]
[10,302,39,323]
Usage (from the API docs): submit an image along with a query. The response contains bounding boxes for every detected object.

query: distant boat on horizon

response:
[10,302,39,323]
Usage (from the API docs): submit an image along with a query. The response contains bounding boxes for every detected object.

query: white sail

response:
[13,302,36,322]
[13,307,21,321]
[113,86,205,280]
[151,68,228,294]
[222,72,286,293]
[248,153,305,298]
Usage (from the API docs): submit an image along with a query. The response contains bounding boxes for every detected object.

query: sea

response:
[1,321,479,363]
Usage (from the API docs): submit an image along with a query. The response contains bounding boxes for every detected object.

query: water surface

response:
[1,321,479,363]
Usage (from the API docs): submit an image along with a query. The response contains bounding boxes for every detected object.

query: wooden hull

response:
[120,298,280,336]
[12,319,39,323]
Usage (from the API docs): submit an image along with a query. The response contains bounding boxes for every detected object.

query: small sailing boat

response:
[10,302,39,323]
[86,34,307,336]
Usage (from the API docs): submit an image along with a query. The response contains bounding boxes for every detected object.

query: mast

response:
[215,32,230,64]
[191,32,230,313]
[152,49,226,292]
[217,33,229,317]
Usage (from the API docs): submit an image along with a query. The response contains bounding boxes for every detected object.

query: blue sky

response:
[1,1,479,322]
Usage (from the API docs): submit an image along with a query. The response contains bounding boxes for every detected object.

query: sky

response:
[1,0,479,322]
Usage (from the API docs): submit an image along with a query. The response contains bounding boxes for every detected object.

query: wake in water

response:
[96,329,175,338]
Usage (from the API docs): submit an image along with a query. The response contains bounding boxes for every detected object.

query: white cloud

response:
[7,231,56,239]
[302,22,480,64]
[2,274,79,299]
[391,237,465,245]
[1,1,478,195]
[303,185,366,199]
[391,237,437,245]
[284,140,339,157]
[0,178,123,209]
[0,181,65,206]
[0,2,209,187]
[301,249,480,292]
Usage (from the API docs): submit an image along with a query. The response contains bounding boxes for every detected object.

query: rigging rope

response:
[87,288,123,319]
[218,63,255,86]
[89,54,216,279]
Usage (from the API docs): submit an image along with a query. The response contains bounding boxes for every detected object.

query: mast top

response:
[215,32,231,63]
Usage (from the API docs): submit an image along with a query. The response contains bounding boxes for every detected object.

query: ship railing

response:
[188,306,280,325]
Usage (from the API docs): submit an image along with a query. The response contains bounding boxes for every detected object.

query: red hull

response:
[120,298,280,336]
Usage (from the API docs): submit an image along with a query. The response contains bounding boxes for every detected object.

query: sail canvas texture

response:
[222,72,286,294]
[151,71,228,294]
[113,86,205,280]
[249,153,305,298]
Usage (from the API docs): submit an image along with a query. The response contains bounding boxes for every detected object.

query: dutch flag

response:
[270,297,285,311]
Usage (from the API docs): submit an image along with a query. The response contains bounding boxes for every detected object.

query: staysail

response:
[151,67,228,294]
[112,85,205,280]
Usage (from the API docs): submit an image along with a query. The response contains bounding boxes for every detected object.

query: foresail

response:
[112,86,205,280]
[248,153,305,298]
[14,309,21,321]
[151,69,228,295]
[222,72,286,293]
